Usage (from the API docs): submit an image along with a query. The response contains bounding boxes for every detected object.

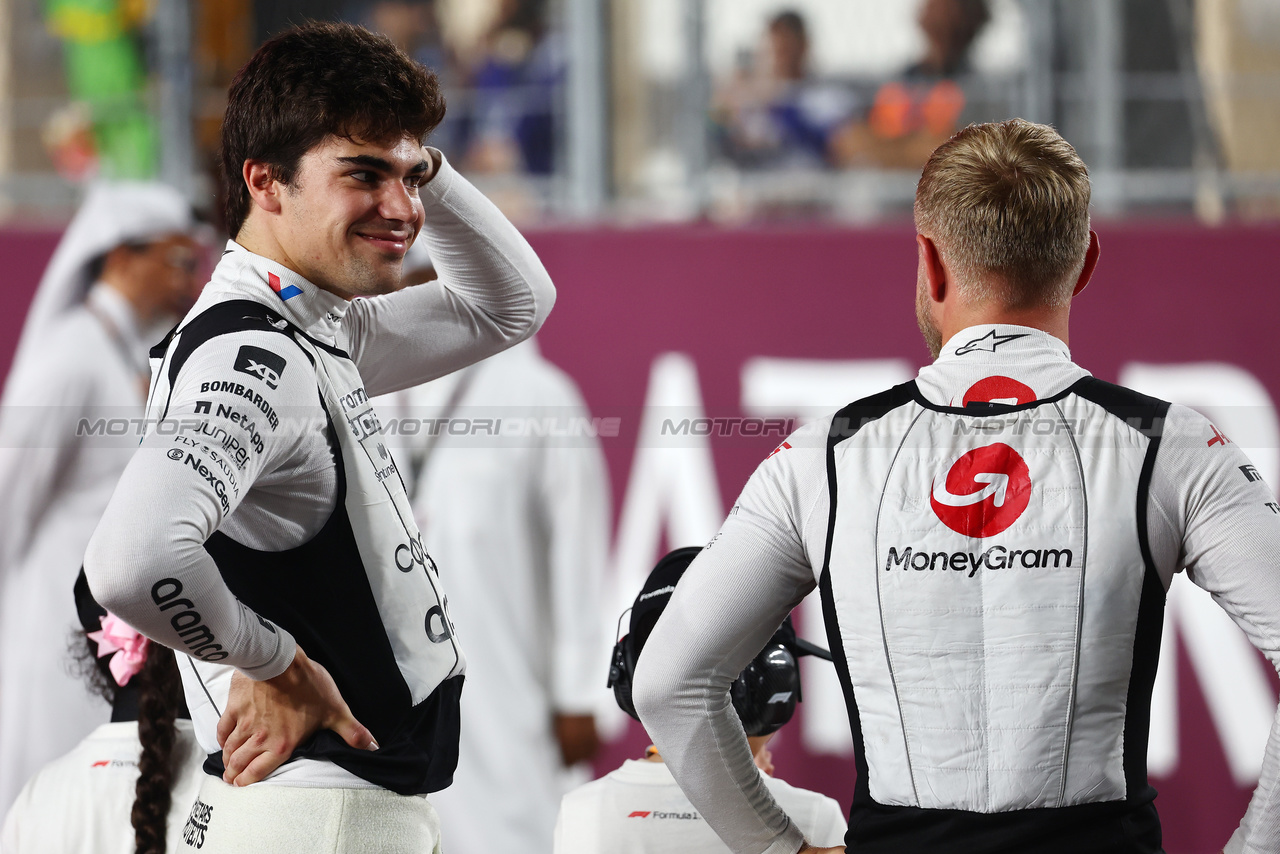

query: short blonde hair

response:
[914,119,1091,309]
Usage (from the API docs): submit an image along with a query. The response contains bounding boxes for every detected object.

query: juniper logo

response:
[930,443,1031,538]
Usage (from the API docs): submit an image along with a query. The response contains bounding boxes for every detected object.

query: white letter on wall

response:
[1119,362,1279,783]
[742,357,916,756]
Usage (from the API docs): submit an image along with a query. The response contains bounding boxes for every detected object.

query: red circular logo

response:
[962,376,1037,406]
[930,443,1032,538]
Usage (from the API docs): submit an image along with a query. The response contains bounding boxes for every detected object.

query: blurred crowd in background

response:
[2,0,1280,224]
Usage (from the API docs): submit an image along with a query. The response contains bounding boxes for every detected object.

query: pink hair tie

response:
[86,613,150,687]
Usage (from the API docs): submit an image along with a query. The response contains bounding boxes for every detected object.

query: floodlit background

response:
[0,3,1278,854]
[0,0,1276,224]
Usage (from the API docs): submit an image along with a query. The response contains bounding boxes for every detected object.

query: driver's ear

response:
[243,160,283,214]
[917,234,947,303]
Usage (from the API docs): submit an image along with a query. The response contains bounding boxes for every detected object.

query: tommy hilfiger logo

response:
[955,330,1028,356]
[268,271,303,301]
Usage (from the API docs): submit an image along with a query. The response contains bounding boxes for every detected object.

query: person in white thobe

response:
[0,182,200,816]
[380,243,612,854]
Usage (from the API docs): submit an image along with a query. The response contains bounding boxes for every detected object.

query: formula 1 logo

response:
[930,443,1032,538]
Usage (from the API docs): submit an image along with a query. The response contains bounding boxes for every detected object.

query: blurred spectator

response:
[713,10,856,169]
[44,0,159,179]
[462,0,563,175]
[344,1,467,155]
[1197,0,1280,216]
[343,0,455,81]
[832,0,990,169]
[0,183,201,818]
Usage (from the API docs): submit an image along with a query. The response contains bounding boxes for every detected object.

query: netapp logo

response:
[885,545,1073,577]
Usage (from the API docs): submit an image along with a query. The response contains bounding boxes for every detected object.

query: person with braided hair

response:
[0,570,205,853]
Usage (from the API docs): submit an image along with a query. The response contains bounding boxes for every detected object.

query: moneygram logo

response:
[929,443,1031,538]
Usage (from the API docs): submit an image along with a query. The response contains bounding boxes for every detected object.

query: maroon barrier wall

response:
[2,223,1277,852]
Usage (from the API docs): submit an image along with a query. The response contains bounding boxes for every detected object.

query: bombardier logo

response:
[930,443,1031,538]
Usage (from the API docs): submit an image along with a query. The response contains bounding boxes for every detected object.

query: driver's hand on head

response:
[216,645,376,787]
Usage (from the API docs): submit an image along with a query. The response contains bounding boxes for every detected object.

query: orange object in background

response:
[868,79,966,140]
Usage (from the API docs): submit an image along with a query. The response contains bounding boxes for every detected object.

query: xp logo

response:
[233,346,286,390]
[930,443,1032,538]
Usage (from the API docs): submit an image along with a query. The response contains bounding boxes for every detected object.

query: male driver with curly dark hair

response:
[85,21,555,853]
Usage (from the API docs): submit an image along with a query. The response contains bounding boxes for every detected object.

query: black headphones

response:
[607,546,828,737]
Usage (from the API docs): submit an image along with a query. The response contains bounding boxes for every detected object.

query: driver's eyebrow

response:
[336,154,430,176]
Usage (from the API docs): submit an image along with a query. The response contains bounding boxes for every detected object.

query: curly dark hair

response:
[219,21,446,237]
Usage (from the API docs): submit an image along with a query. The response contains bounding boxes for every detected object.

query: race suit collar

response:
[936,324,1071,364]
[219,240,349,345]
[918,324,1088,408]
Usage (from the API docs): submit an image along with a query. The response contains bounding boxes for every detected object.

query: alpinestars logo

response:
[954,330,1028,356]
[268,271,303,301]
[930,443,1032,538]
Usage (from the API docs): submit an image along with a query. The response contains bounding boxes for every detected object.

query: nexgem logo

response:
[930,443,1031,538]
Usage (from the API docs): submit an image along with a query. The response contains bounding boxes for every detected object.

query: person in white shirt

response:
[634,119,1280,854]
[384,242,611,854]
[554,547,847,853]
[2,570,206,854]
[0,182,201,817]
[83,21,554,854]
